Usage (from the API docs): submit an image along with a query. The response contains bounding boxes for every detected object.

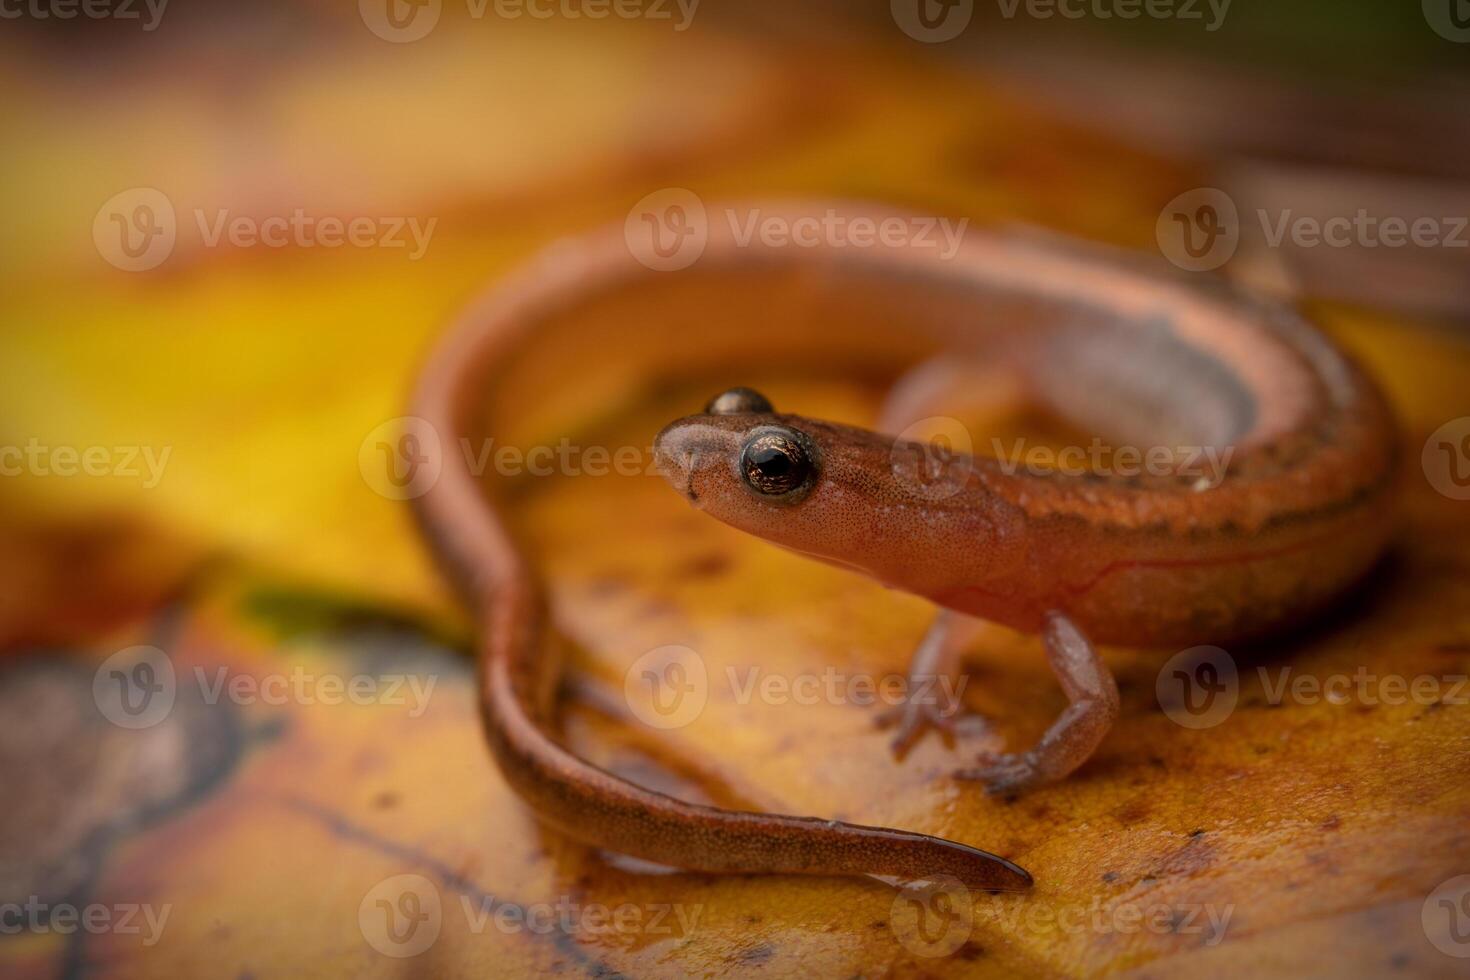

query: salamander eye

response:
[740,426,816,499]
[706,387,774,415]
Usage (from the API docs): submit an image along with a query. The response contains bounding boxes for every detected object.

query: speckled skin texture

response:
[653,380,1397,648]
[411,203,1397,890]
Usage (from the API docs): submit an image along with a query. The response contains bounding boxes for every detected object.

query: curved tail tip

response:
[945,840,1034,893]
[986,857,1035,893]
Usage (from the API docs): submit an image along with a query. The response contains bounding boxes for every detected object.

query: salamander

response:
[412,203,1398,890]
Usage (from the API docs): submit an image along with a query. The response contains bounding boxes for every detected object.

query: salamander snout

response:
[653,418,742,505]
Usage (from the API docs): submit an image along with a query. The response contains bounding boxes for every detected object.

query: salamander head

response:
[653,387,1018,591]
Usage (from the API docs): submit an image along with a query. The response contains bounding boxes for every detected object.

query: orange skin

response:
[411,203,1398,891]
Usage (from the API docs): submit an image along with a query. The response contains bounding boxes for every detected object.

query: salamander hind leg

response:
[875,610,990,760]
[956,611,1119,795]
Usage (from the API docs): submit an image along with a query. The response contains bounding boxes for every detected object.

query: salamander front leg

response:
[875,609,987,759]
[956,611,1118,794]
